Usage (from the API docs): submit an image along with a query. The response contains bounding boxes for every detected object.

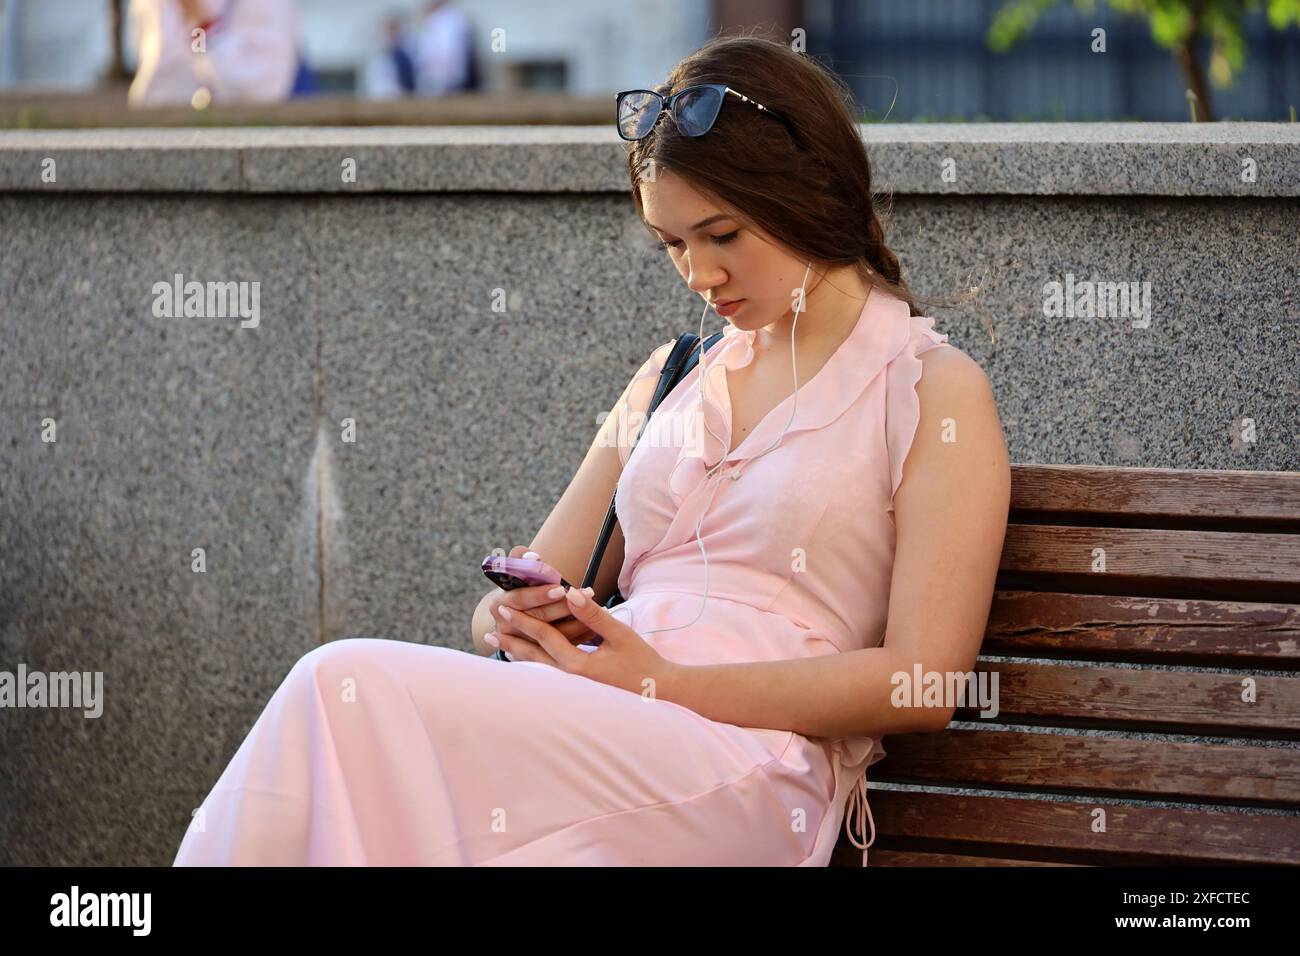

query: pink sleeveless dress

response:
[171,286,951,866]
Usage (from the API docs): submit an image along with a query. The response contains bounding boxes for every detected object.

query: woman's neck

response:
[752,266,871,362]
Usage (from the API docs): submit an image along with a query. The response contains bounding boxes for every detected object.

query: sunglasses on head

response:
[615,83,794,142]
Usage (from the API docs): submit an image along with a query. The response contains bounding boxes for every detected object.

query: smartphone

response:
[481,554,575,592]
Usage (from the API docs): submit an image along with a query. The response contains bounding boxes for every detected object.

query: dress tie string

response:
[844,770,876,867]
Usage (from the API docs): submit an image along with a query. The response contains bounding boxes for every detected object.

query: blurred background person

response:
[360,11,417,100]
[126,0,307,107]
[413,0,477,96]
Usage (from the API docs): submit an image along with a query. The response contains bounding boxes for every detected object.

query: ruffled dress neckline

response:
[666,287,916,506]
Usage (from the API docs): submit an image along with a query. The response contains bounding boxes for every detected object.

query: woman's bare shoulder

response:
[916,344,998,418]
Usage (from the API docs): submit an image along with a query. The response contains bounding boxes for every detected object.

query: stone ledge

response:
[0,123,1296,196]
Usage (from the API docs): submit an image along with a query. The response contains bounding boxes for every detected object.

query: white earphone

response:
[624,260,815,638]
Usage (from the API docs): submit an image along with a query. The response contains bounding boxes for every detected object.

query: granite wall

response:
[0,124,1296,865]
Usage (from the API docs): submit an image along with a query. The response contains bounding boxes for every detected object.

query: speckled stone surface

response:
[1,128,1296,865]
[0,195,320,865]
[0,123,1296,194]
[885,193,1299,467]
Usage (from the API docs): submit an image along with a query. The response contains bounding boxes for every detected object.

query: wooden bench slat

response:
[998,525,1300,601]
[983,590,1300,669]
[951,661,1300,736]
[875,729,1300,805]
[1009,464,1300,527]
[852,789,1300,865]
[1001,525,1300,583]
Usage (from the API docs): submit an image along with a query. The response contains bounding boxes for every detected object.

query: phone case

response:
[481,555,574,591]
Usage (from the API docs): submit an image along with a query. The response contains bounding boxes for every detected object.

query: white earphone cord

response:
[631,261,813,638]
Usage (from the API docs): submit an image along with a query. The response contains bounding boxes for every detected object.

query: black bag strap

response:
[581,329,725,600]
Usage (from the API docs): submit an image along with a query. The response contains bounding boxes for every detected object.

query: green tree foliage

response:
[987,0,1300,119]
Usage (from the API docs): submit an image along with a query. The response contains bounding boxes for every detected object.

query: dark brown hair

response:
[627,31,922,316]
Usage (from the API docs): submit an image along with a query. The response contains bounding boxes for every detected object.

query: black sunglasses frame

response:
[614,83,795,142]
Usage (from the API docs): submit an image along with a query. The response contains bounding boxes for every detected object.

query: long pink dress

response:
[172,286,952,866]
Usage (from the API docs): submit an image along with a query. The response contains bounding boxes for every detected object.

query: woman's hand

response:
[486,547,599,659]
[493,586,679,700]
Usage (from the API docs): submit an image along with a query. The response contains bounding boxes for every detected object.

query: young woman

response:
[173,34,1009,867]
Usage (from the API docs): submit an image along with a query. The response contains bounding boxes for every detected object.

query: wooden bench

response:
[830,464,1300,867]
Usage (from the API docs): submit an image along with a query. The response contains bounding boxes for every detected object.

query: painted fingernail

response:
[567,587,588,607]
[547,586,565,600]
[485,632,500,648]
[498,606,513,621]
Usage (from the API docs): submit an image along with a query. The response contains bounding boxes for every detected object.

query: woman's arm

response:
[660,347,1011,738]
[468,340,675,648]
